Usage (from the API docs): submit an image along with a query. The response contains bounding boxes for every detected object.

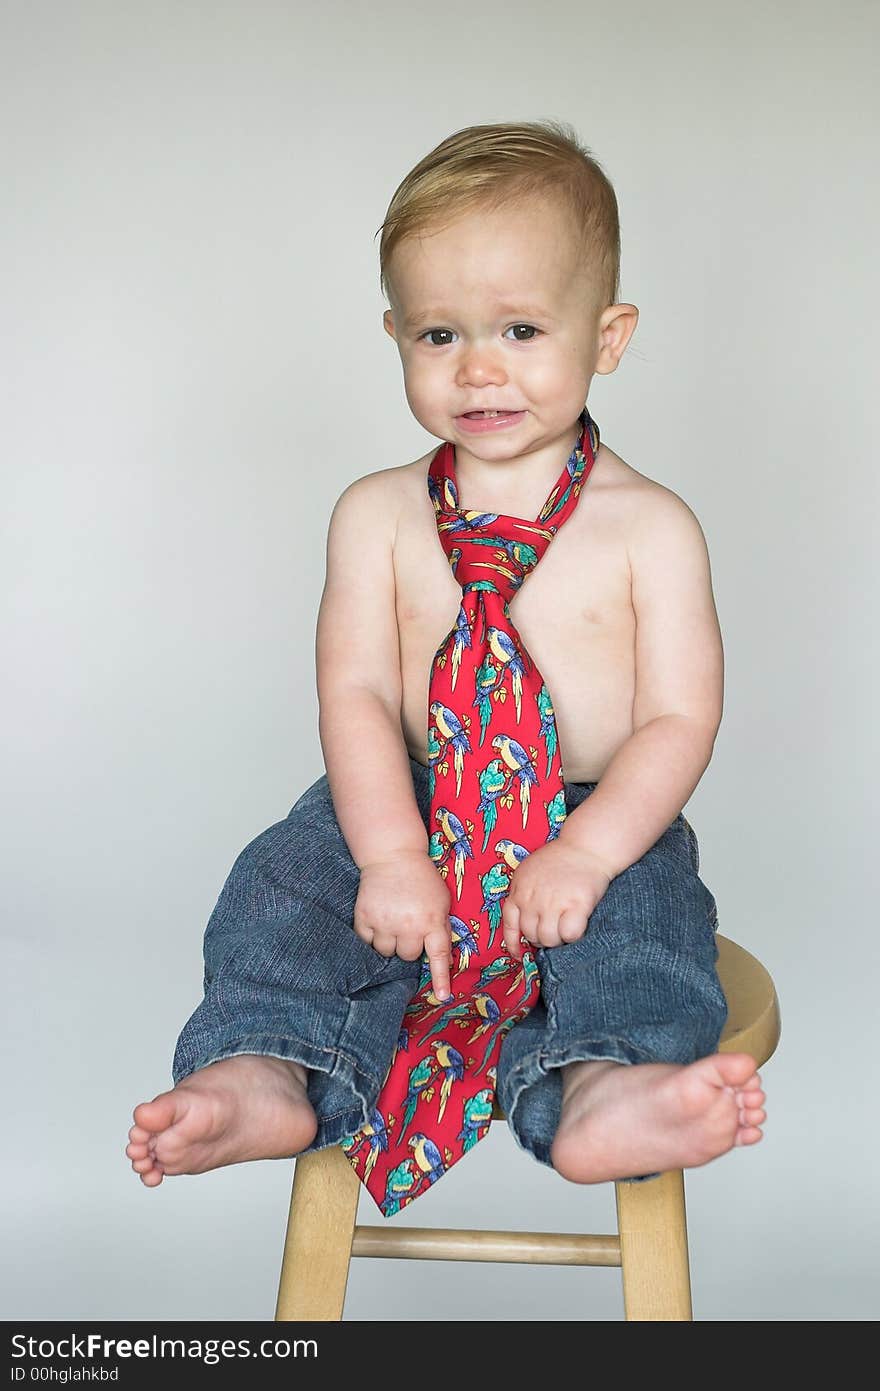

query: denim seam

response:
[504,1034,657,1088]
[541,1037,657,1065]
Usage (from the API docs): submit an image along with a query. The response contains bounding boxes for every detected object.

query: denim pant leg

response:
[172,772,422,1153]
[496,782,728,1178]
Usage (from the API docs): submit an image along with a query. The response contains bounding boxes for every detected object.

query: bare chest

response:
[392,454,638,783]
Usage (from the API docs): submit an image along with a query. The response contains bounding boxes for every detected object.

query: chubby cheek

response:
[401,360,448,427]
[523,351,584,405]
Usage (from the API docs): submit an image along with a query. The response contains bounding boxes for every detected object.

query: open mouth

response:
[456,408,526,431]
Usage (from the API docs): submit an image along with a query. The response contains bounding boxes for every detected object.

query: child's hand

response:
[354,850,454,1001]
[501,840,615,959]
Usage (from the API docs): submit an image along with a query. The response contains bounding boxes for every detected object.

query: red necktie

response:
[342,408,600,1216]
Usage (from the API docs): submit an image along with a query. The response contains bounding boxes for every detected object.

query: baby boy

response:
[127,121,765,1195]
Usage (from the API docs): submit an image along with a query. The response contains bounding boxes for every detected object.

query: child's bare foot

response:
[125,1055,318,1187]
[550,1052,766,1183]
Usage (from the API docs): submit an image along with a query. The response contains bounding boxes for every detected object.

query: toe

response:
[126,1141,148,1160]
[134,1093,182,1133]
[716,1053,759,1089]
[131,1157,154,1174]
[739,1088,765,1108]
[739,1107,766,1127]
[734,1125,763,1147]
[140,1167,164,1187]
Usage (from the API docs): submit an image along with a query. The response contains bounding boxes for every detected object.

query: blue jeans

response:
[173,756,727,1176]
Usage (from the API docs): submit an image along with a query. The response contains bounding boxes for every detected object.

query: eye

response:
[503,324,539,341]
[419,329,457,346]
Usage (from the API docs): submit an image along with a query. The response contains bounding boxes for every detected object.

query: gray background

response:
[3,0,877,1321]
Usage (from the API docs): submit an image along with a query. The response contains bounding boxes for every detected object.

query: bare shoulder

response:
[392,448,440,508]
[601,445,722,732]
[595,442,711,568]
[327,448,435,536]
[594,441,702,518]
[317,452,435,710]
[327,459,412,531]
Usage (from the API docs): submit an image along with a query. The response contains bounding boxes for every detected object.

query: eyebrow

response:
[402,303,559,330]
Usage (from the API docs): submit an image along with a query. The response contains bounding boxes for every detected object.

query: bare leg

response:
[125,1055,318,1188]
[550,1052,766,1184]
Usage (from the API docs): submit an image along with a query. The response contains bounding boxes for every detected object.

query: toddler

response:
[126,121,766,1210]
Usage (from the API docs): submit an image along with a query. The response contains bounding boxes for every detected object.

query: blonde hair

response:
[377,120,621,312]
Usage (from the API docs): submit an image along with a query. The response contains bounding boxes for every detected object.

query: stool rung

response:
[351,1225,621,1266]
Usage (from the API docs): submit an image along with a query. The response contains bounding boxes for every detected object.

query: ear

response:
[383,309,397,340]
[594,303,639,375]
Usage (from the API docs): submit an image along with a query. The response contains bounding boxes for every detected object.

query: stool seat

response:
[275,934,780,1322]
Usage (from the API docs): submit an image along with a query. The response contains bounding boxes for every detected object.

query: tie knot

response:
[438,517,550,606]
[427,410,599,605]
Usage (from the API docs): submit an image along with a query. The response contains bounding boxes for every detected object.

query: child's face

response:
[383,196,610,459]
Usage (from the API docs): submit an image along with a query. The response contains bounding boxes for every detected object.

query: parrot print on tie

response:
[342,406,600,1216]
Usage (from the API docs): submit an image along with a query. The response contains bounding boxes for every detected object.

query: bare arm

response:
[315,472,427,866]
[557,487,724,877]
[315,471,453,997]
[322,692,428,866]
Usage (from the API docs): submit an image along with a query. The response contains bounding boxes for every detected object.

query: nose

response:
[454,342,507,389]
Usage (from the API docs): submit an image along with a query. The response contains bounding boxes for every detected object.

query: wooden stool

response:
[275,934,780,1322]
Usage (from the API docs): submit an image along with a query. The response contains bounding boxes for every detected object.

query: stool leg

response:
[275,1146,360,1321]
[615,1169,693,1321]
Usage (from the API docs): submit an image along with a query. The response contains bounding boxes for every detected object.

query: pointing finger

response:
[425,930,453,1002]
